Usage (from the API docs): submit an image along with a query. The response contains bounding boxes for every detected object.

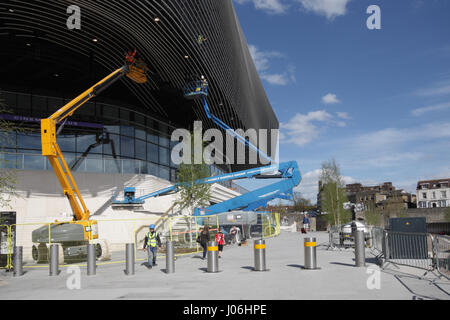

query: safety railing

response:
[0,211,281,272]
[327,225,345,250]
[433,235,449,279]
[370,227,384,255]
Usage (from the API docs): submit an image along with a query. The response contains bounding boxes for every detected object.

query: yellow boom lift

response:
[31,50,147,263]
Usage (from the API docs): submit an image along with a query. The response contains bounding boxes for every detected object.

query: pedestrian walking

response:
[197,226,210,260]
[303,214,310,232]
[215,227,225,258]
[143,224,162,269]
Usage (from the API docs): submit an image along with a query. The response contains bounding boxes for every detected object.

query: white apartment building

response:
[416,178,450,208]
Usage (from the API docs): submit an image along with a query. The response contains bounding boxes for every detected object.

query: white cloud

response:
[415,80,450,97]
[294,169,358,204]
[234,0,288,14]
[249,44,296,86]
[298,0,352,20]
[411,102,450,116]
[280,110,347,146]
[322,93,340,104]
[336,112,351,119]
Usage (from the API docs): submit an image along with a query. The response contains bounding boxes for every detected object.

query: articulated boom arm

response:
[193,161,301,216]
[42,54,147,221]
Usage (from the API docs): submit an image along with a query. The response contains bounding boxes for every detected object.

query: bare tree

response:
[319,159,350,226]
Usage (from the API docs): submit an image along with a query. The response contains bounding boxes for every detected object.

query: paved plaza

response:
[0,232,449,300]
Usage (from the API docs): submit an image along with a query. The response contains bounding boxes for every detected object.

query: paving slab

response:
[0,231,448,300]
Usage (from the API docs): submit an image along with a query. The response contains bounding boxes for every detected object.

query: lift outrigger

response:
[112,78,301,219]
[31,50,148,263]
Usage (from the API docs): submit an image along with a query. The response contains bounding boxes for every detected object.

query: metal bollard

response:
[254,239,268,271]
[165,241,175,274]
[49,244,59,276]
[125,243,135,275]
[304,237,318,270]
[207,241,219,273]
[87,244,96,276]
[14,246,23,277]
[355,230,366,267]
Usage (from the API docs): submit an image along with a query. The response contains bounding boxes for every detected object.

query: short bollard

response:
[87,244,96,276]
[14,246,23,277]
[125,243,135,275]
[165,241,175,274]
[254,239,268,271]
[355,230,366,267]
[207,241,219,273]
[49,244,59,276]
[304,237,319,270]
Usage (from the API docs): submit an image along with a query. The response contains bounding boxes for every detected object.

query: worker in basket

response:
[143,224,162,269]
[125,49,148,84]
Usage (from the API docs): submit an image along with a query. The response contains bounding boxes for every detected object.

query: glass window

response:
[147,143,158,163]
[76,134,98,154]
[85,157,104,173]
[147,130,158,144]
[17,133,41,150]
[0,153,20,169]
[120,126,134,138]
[78,102,95,116]
[120,109,130,121]
[159,136,170,148]
[105,158,120,173]
[120,136,135,158]
[135,113,145,126]
[135,140,146,160]
[135,128,146,141]
[442,191,447,199]
[58,135,76,153]
[422,193,427,199]
[122,159,138,174]
[148,162,159,176]
[105,125,120,135]
[47,97,64,114]
[103,105,119,119]
[0,131,16,148]
[171,169,177,183]
[103,134,120,156]
[159,147,169,165]
[159,166,170,181]
[139,161,148,174]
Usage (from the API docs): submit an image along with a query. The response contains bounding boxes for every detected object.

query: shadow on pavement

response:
[286,264,304,269]
[329,262,355,267]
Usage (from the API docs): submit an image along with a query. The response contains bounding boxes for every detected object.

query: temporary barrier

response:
[433,235,449,279]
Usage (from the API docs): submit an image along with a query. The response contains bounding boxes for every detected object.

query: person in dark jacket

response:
[197,226,210,260]
[143,224,162,269]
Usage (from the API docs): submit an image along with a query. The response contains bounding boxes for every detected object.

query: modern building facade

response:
[0,0,278,251]
[416,179,450,208]
[0,0,278,175]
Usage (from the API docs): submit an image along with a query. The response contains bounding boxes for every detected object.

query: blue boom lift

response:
[112,79,302,216]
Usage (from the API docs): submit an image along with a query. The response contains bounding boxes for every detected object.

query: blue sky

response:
[232,0,450,203]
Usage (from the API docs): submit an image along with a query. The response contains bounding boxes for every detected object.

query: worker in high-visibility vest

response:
[143,224,162,269]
